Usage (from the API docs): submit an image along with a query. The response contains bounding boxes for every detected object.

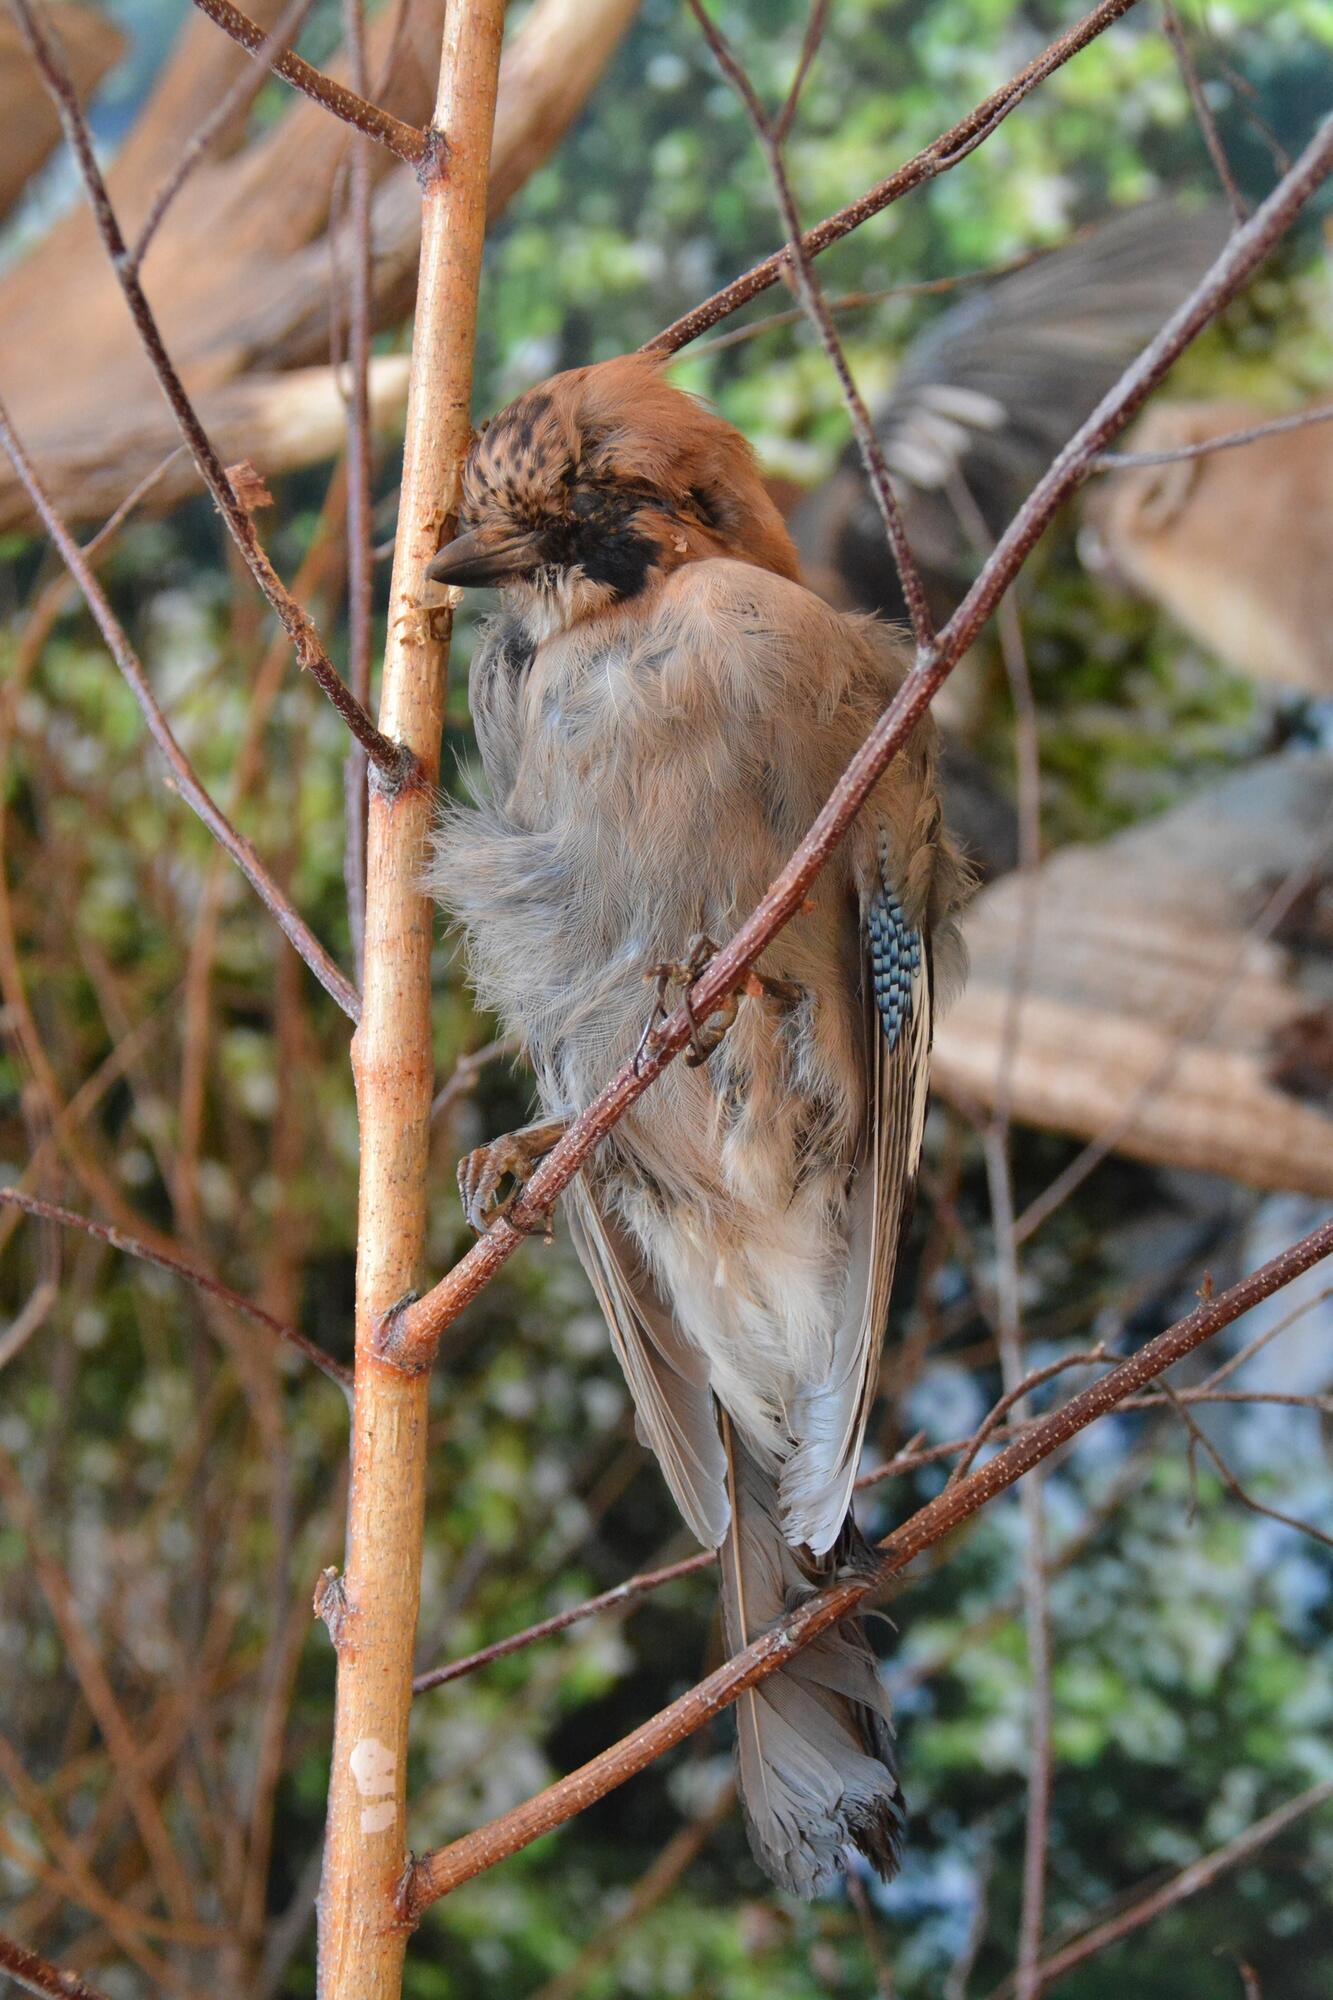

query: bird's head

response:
[426,353,799,634]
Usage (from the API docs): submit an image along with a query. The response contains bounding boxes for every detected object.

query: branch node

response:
[417,126,451,190]
[373,1289,433,1372]
[368,743,427,801]
[393,1855,424,1928]
[314,1566,350,1647]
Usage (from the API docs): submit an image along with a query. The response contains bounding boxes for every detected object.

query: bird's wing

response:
[565,1182,730,1549]
[793,199,1230,621]
[880,199,1232,528]
[781,827,934,1555]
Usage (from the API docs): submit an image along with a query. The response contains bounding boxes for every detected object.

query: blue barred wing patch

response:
[867,855,921,1053]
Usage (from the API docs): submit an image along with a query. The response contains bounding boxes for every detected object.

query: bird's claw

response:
[636,933,738,1069]
[634,936,803,1072]
[457,1117,568,1237]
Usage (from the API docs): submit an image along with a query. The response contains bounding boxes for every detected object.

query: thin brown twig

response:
[1091,402,1333,469]
[383,108,1333,1373]
[0,391,361,1023]
[188,0,426,162]
[1162,1,1248,224]
[0,723,231,1265]
[0,1733,213,1990]
[688,261,1038,353]
[0,1271,59,1370]
[687,0,935,647]
[12,0,413,788]
[1158,1379,1333,1551]
[412,1407,1182,1693]
[944,1839,995,2000]
[646,0,1145,355]
[772,0,831,145]
[1208,44,1291,175]
[0,1188,352,1390]
[431,1033,522,1123]
[401,1216,1333,1910]
[1192,1284,1333,1392]
[0,1455,200,1925]
[530,1784,736,2000]
[979,1779,1333,1999]
[894,1445,1160,1701]
[1223,1952,1264,2000]
[129,0,318,270]
[1120,1389,1331,1412]
[176,463,350,1233]
[846,1866,898,1999]
[945,471,1040,1126]
[411,1550,715,1694]
[948,1346,1117,1487]
[0,1927,115,2000]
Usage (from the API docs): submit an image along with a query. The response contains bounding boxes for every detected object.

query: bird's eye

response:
[570,488,598,521]
[561,461,578,488]
[689,484,724,531]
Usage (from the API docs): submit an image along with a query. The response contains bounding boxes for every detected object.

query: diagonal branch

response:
[0,392,362,1023]
[772,0,830,146]
[1091,402,1333,469]
[1162,0,1248,225]
[1159,1379,1333,1552]
[189,0,427,162]
[686,0,935,647]
[400,1216,1333,1911]
[411,1550,714,1695]
[10,0,414,788]
[130,0,319,272]
[381,109,1333,1371]
[645,0,1144,355]
[981,1778,1333,1998]
[0,1188,352,1390]
[0,1930,113,2000]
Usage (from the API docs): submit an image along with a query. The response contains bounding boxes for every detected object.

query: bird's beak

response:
[425,526,542,588]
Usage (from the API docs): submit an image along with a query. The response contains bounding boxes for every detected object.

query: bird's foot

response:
[638,933,738,1069]
[636,936,804,1072]
[457,1116,569,1236]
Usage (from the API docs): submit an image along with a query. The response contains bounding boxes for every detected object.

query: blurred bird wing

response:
[781,855,933,1555]
[878,199,1231,524]
[566,1184,730,1548]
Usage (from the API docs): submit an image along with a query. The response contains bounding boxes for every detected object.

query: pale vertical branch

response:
[315,4,506,1995]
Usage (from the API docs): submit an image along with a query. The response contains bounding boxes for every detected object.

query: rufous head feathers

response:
[427,353,799,630]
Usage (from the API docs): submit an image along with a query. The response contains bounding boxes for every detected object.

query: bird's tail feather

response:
[719,1417,904,1897]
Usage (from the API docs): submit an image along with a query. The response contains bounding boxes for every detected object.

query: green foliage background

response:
[0,3,1330,1997]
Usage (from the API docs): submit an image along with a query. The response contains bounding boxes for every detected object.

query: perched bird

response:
[1082,398,1333,697]
[427,352,966,1895]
